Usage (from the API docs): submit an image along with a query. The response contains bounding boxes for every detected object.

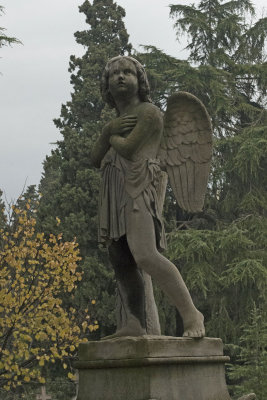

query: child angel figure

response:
[91,55,212,339]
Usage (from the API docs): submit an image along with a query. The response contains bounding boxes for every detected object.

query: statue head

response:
[101,56,152,110]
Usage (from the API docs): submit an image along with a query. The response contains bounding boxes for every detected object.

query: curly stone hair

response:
[101,56,152,110]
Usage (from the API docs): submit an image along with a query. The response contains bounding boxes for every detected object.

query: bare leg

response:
[125,197,205,338]
[101,236,146,339]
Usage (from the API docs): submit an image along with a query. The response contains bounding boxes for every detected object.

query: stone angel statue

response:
[91,56,212,339]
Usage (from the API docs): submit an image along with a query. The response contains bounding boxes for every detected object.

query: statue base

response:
[74,336,231,400]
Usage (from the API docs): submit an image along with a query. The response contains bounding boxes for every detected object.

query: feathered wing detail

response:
[158,92,213,213]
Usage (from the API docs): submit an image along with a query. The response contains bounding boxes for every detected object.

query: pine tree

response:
[38,0,132,337]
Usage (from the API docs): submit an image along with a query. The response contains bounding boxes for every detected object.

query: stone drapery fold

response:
[98,147,166,250]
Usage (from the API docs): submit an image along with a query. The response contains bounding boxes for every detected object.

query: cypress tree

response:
[38,0,132,337]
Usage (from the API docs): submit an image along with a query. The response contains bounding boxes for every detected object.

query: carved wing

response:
[158,92,212,213]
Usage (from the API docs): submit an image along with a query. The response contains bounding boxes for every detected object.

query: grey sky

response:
[0,0,266,203]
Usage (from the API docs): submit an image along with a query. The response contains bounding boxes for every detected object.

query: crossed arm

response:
[91,104,163,168]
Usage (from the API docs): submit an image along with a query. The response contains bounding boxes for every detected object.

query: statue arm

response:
[110,106,163,160]
[91,125,111,169]
[91,115,138,167]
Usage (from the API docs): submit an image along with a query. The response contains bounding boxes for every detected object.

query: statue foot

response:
[183,310,205,338]
[101,326,146,340]
[101,316,147,340]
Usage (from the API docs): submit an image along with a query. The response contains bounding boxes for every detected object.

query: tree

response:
[136,0,267,325]
[0,6,21,49]
[38,0,132,337]
[168,0,267,207]
[0,190,6,232]
[0,202,96,392]
[151,1,267,396]
[37,0,267,376]
[130,2,267,394]
[228,305,267,399]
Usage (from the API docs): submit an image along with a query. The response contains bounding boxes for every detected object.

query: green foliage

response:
[169,0,256,65]
[167,215,267,342]
[221,111,267,217]
[0,6,21,49]
[136,46,188,109]
[0,190,6,231]
[76,256,116,339]
[228,306,267,400]
[0,374,76,400]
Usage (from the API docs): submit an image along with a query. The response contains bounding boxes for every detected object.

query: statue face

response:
[108,58,139,102]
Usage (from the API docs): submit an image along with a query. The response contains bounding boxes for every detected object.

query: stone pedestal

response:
[74,336,231,400]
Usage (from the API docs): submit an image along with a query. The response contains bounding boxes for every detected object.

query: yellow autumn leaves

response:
[0,204,94,390]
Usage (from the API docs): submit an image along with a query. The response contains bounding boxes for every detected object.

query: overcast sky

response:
[0,0,266,203]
